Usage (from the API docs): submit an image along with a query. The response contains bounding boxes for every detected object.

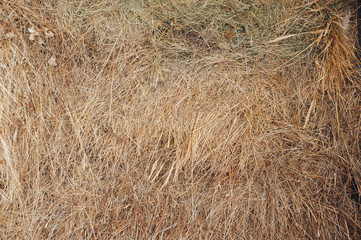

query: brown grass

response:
[1,0,360,239]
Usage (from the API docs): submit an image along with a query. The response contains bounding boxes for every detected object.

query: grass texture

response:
[1,0,361,239]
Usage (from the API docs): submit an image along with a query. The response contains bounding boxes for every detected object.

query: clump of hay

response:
[0,0,360,238]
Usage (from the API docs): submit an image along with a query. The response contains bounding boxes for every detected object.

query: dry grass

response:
[1,0,361,239]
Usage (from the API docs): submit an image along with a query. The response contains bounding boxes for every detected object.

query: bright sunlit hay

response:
[0,0,360,239]
[5,32,16,39]
[44,28,54,39]
[47,56,57,66]
[28,27,39,41]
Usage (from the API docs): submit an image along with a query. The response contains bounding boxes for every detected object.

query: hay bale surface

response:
[0,0,360,238]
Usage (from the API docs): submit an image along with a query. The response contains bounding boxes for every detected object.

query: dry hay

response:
[0,0,360,239]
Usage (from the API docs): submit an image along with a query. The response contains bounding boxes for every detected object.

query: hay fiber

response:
[1,0,361,239]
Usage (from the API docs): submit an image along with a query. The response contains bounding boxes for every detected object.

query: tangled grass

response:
[0,0,360,238]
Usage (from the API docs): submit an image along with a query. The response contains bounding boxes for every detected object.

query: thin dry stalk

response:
[0,0,360,239]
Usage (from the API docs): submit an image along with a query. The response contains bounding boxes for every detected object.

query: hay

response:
[0,0,360,238]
